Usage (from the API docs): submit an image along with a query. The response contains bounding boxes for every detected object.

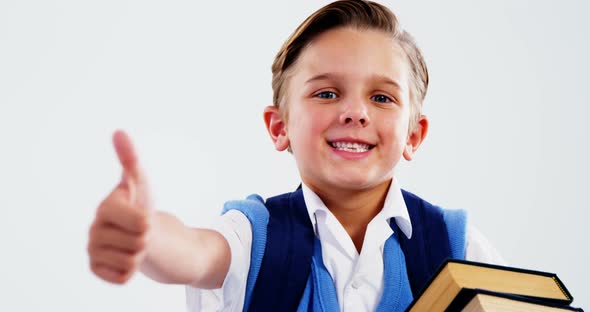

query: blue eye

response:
[316,91,337,99]
[371,94,393,103]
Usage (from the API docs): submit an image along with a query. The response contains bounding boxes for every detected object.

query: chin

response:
[326,174,382,191]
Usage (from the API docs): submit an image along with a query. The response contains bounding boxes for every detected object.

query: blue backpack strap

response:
[397,189,455,296]
[247,188,316,312]
[221,194,269,312]
[443,209,468,259]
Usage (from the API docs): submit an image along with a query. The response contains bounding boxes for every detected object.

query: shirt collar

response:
[300,178,413,239]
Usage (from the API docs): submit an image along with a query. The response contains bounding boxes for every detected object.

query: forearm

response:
[140,211,230,289]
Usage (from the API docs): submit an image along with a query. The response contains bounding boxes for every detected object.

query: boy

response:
[87,0,504,311]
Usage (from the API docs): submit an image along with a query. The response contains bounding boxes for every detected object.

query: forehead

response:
[290,27,410,89]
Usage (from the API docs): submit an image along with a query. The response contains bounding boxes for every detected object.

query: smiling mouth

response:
[328,141,376,153]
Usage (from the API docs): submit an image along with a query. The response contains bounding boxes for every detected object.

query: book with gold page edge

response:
[405,259,582,312]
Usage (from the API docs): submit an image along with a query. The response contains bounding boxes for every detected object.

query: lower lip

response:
[329,146,372,160]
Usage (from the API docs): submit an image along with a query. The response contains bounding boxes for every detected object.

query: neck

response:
[307,179,392,253]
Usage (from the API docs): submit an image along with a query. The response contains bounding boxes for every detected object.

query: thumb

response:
[113,129,140,179]
[112,130,149,208]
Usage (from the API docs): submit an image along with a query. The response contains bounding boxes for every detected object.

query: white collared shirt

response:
[186,180,505,311]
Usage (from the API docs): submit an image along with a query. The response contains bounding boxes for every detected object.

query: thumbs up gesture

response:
[88,130,153,284]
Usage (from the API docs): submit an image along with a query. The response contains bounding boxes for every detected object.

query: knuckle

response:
[88,223,101,239]
[95,202,110,220]
[87,241,100,257]
[88,223,95,236]
[97,193,124,217]
[90,262,100,275]
[98,195,113,212]
[91,263,112,282]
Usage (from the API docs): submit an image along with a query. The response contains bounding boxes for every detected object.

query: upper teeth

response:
[331,142,370,152]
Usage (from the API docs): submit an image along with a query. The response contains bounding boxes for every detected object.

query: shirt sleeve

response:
[185,210,252,312]
[464,223,507,265]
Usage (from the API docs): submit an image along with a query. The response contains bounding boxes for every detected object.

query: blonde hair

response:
[271,0,429,131]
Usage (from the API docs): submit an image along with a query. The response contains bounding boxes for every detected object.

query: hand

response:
[88,130,154,284]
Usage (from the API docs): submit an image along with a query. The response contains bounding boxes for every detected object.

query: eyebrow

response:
[304,72,404,91]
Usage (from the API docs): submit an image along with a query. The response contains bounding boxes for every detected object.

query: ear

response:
[403,115,429,161]
[263,106,290,151]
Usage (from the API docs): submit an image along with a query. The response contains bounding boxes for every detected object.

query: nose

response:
[339,100,370,127]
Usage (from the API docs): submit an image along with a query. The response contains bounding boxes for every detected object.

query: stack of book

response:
[407,259,584,312]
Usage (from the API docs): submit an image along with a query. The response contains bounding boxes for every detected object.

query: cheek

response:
[292,105,331,136]
[379,113,410,146]
[286,107,318,152]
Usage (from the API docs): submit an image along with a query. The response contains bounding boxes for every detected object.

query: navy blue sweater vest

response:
[222,188,467,311]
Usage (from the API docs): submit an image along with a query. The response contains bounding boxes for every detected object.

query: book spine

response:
[552,276,572,301]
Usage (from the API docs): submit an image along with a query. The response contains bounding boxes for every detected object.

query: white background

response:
[1,0,588,310]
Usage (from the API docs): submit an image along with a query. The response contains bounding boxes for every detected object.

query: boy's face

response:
[265,27,427,194]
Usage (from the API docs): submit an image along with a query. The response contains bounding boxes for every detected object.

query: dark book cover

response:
[405,259,575,312]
